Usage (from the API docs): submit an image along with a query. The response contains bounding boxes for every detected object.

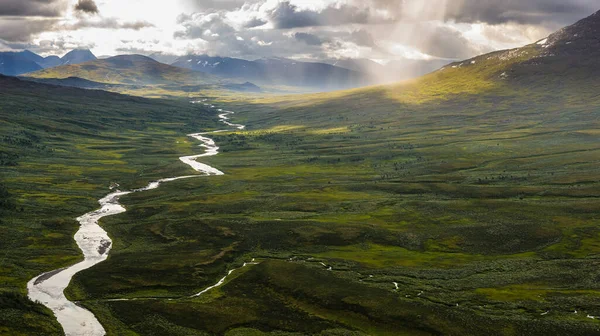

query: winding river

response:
[27,100,244,336]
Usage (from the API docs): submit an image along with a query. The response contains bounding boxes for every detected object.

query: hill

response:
[0,74,219,335]
[21,76,117,89]
[26,54,221,85]
[171,55,368,90]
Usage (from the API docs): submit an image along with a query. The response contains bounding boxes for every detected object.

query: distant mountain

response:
[60,49,96,65]
[172,55,264,78]
[330,58,385,74]
[26,54,220,85]
[148,52,180,65]
[222,81,262,92]
[0,53,42,76]
[0,49,98,76]
[40,55,62,68]
[171,55,368,90]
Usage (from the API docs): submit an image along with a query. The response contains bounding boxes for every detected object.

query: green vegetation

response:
[65,62,600,333]
[0,75,218,334]
[3,15,600,334]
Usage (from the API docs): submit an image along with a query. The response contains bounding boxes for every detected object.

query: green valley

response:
[1,5,600,336]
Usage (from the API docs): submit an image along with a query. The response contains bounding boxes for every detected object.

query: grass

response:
[0,76,219,334]
[65,74,600,334]
[2,27,600,334]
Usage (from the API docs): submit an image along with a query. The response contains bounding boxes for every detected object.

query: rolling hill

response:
[26,54,221,85]
[0,73,219,335]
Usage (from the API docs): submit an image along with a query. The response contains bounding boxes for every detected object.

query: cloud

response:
[268,1,384,29]
[348,29,377,48]
[2,0,598,68]
[244,17,267,28]
[65,18,154,30]
[415,25,486,59]
[0,38,35,51]
[74,0,99,15]
[181,0,252,12]
[443,0,597,26]
[174,12,235,40]
[0,17,57,42]
[294,32,323,46]
[366,0,599,27]
[120,21,155,30]
[0,0,66,17]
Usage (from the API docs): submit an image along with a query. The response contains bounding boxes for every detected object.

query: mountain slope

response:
[237,6,600,127]
[26,54,220,85]
[171,55,368,89]
[0,49,98,76]
[0,53,42,76]
[0,73,219,335]
[60,49,97,65]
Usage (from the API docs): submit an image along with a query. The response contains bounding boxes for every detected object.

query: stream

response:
[27,100,243,336]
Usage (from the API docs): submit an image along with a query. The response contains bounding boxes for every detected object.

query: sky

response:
[0,0,598,62]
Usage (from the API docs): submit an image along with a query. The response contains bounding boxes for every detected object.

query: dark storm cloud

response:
[294,32,323,45]
[443,0,599,26]
[0,38,35,51]
[269,1,380,29]
[0,0,66,17]
[366,0,599,26]
[0,17,57,42]
[74,0,99,15]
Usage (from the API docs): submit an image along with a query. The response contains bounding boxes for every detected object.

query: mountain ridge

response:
[25,54,220,85]
[0,49,97,76]
[170,54,368,90]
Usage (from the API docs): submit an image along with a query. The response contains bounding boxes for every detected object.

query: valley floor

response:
[2,75,600,335]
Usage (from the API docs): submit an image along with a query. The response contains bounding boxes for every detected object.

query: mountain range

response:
[169,55,368,89]
[2,48,448,90]
[26,54,219,86]
[0,49,97,76]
